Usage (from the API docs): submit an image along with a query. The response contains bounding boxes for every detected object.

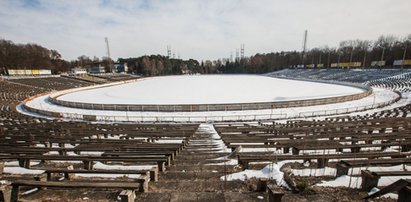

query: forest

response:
[1,34,410,76]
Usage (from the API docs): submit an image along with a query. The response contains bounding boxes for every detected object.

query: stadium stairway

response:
[135,124,267,201]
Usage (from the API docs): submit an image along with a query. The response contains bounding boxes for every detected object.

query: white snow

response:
[93,162,155,170]
[221,163,288,188]
[74,173,141,179]
[316,175,411,189]
[57,75,365,105]
[198,124,232,153]
[292,166,336,177]
[316,175,361,188]
[155,139,184,144]
[3,167,45,175]
[221,160,300,189]
[21,188,39,195]
[5,161,40,166]
[366,187,398,199]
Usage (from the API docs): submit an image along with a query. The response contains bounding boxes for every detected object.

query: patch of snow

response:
[380,193,398,199]
[74,173,141,179]
[221,162,289,189]
[0,180,10,185]
[93,162,155,170]
[155,139,183,143]
[5,161,40,166]
[316,175,361,188]
[292,167,336,177]
[316,175,411,188]
[21,188,38,195]
[368,187,379,195]
[4,167,45,175]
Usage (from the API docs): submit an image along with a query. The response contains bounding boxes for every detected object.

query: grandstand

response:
[1,69,411,201]
[268,68,411,84]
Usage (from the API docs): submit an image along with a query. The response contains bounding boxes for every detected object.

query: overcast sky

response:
[1,0,410,61]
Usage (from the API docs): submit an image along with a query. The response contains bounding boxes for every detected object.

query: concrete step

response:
[174,154,229,160]
[167,164,242,173]
[159,170,224,180]
[135,192,267,202]
[179,151,230,156]
[149,180,250,192]
[171,159,232,165]
[185,148,224,152]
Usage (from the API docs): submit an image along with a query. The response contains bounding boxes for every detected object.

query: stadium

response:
[2,0,411,200]
[1,68,411,201]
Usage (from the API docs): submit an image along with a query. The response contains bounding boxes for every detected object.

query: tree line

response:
[0,38,71,74]
[219,34,411,74]
[1,34,410,76]
[118,55,202,76]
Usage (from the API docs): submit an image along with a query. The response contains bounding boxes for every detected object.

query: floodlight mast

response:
[105,37,114,73]
[301,30,308,67]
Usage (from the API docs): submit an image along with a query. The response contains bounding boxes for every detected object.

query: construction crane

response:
[105,37,114,73]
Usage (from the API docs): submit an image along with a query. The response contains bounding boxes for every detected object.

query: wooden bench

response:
[361,170,411,191]
[9,180,141,202]
[12,155,169,171]
[364,179,411,201]
[336,158,411,177]
[44,167,158,182]
[237,152,408,169]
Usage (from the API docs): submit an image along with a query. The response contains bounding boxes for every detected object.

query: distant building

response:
[88,65,106,74]
[114,63,128,73]
[71,67,87,75]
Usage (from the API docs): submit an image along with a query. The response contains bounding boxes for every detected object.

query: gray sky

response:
[1,0,410,61]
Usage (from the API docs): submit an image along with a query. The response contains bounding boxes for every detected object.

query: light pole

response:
[327,51,331,68]
[363,45,370,69]
[402,43,408,69]
[380,47,385,68]
[337,49,341,68]
[349,47,354,63]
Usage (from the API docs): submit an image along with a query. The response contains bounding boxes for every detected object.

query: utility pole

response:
[327,51,331,69]
[337,50,341,68]
[402,44,408,69]
[318,53,322,68]
[380,47,385,68]
[349,47,354,63]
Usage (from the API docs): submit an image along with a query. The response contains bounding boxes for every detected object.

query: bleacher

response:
[90,73,140,81]
[63,74,110,84]
[268,68,411,84]
[2,69,411,201]
[10,77,91,91]
[214,116,411,173]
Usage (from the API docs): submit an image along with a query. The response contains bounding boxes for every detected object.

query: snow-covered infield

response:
[20,75,399,122]
[56,75,364,105]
